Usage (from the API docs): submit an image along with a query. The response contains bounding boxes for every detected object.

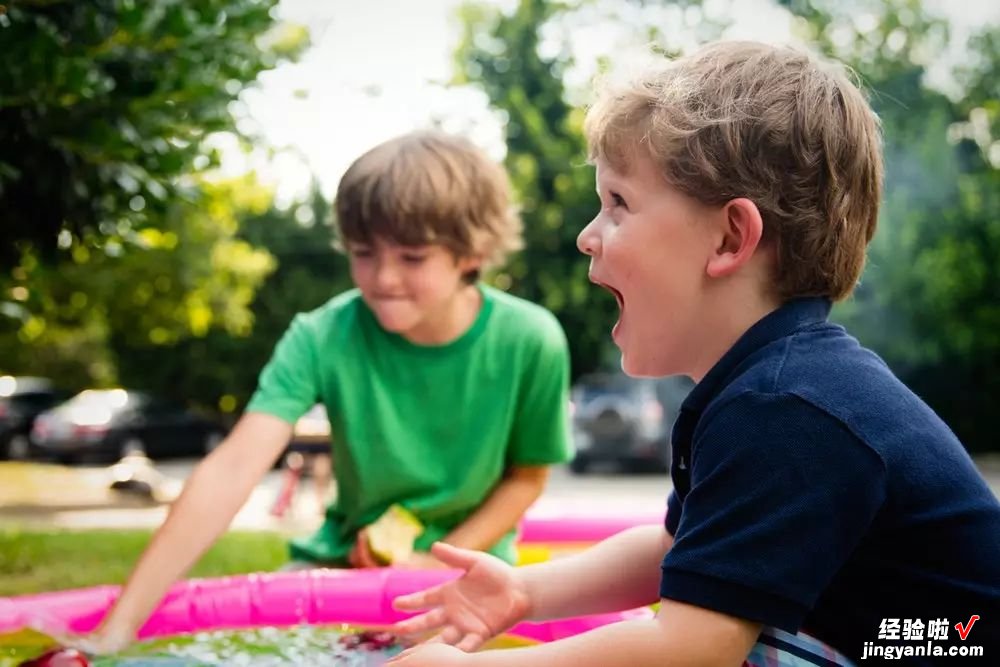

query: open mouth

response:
[594,280,624,311]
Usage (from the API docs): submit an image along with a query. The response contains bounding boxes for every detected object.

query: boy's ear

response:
[457,253,484,274]
[705,198,765,279]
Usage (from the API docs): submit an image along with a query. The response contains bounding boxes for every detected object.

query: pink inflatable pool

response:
[0,569,652,643]
[519,506,664,543]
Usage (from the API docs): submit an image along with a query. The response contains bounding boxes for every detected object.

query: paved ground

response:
[2,456,999,534]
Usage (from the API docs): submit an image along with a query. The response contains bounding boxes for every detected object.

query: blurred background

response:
[1,0,999,591]
[0,0,1000,595]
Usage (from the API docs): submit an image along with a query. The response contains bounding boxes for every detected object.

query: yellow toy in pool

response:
[366,505,424,565]
[364,503,592,566]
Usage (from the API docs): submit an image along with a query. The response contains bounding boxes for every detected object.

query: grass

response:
[0,526,288,597]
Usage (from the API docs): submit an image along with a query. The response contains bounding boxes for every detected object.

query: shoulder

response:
[482,286,568,351]
[699,388,886,472]
[291,289,366,338]
[712,322,878,398]
[719,322,960,457]
[700,324,885,457]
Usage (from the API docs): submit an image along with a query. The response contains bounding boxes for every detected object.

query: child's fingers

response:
[393,584,444,611]
[454,632,484,653]
[429,542,480,570]
[391,607,447,636]
[430,626,463,646]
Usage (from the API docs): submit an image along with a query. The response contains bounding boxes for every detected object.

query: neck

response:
[687,285,782,383]
[401,283,482,346]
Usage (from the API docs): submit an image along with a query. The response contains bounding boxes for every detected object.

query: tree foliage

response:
[0,0,306,263]
[0,0,307,412]
[0,176,276,399]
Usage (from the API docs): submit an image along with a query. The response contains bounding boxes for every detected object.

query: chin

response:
[620,348,678,379]
[374,314,420,333]
[620,353,653,378]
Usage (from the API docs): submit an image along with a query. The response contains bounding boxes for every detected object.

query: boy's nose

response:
[373,260,402,290]
[576,217,602,257]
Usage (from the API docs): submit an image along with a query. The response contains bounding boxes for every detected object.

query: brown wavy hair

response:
[335,131,523,280]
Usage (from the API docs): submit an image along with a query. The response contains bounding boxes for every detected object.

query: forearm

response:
[467,618,674,667]
[466,602,756,667]
[443,467,548,552]
[98,416,288,638]
[520,524,670,621]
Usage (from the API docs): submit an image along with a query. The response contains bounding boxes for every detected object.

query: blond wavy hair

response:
[585,41,884,301]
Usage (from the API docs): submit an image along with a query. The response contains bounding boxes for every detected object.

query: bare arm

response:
[390,599,760,667]
[92,412,292,645]
[521,523,672,620]
[442,465,550,552]
[390,524,672,651]
[467,600,759,667]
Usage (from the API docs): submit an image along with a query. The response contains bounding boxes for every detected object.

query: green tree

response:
[0,0,308,411]
[0,0,306,263]
[780,0,1000,451]
[0,175,276,407]
[206,187,353,413]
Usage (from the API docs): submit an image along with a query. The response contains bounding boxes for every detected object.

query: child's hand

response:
[390,542,531,652]
[48,626,132,656]
[348,528,381,568]
[386,642,469,665]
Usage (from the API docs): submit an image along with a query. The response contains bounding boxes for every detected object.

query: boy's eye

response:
[610,192,628,209]
[402,254,427,264]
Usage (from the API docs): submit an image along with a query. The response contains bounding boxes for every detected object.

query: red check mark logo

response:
[955,615,980,640]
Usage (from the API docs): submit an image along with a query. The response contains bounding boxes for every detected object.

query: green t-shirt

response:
[245,285,573,564]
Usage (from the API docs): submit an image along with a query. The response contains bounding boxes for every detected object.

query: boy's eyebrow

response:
[597,173,632,197]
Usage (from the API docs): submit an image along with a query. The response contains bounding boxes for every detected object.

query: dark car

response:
[31,389,226,463]
[569,373,692,474]
[0,376,67,460]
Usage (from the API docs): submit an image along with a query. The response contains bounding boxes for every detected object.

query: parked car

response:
[569,373,692,474]
[0,376,68,460]
[31,389,226,463]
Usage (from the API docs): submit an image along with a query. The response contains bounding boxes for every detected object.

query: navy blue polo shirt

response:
[660,298,1000,665]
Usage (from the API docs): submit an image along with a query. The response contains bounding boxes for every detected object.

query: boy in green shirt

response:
[77,131,573,652]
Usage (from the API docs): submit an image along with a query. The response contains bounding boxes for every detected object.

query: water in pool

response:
[1,626,532,666]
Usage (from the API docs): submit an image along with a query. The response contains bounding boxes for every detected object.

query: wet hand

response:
[390,542,531,652]
[48,626,132,657]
